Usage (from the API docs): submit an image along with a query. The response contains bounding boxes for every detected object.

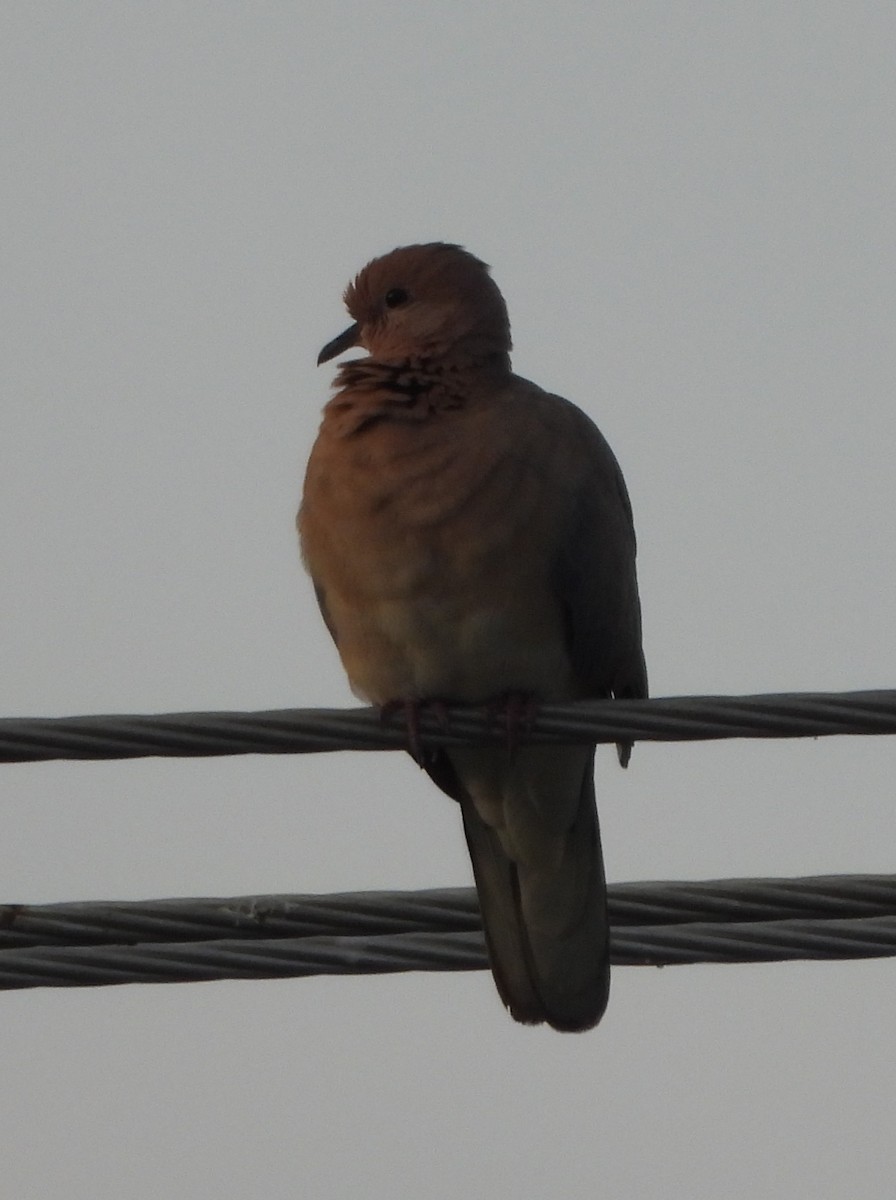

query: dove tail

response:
[460,760,610,1033]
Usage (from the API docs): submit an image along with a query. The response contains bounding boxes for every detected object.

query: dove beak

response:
[317,323,362,365]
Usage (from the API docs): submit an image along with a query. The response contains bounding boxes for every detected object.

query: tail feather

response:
[460,763,610,1032]
[460,799,546,1024]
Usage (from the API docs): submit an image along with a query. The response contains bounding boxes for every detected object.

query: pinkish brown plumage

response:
[299,243,646,1030]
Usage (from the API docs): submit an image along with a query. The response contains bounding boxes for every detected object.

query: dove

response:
[299,243,646,1030]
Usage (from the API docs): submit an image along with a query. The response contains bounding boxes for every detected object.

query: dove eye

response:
[384,287,410,309]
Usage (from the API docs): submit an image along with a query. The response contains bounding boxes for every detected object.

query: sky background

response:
[2,3,894,1197]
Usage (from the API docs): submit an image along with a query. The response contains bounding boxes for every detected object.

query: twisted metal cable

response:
[0,931,487,989]
[0,889,481,949]
[3,875,896,949]
[2,689,896,763]
[621,916,896,966]
[1,876,895,989]
[1,918,895,991]
[3,694,894,991]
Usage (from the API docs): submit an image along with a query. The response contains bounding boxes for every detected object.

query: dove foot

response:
[485,691,539,761]
[379,698,451,766]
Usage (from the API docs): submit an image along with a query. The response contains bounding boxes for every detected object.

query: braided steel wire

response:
[1,876,895,989]
[2,689,896,763]
[0,889,482,949]
[3,875,896,949]
[0,931,487,989]
[2,920,896,991]
[2,693,894,991]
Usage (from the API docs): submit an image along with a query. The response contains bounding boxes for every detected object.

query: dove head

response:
[318,243,512,370]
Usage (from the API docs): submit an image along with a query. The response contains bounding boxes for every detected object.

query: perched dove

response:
[299,243,646,1031]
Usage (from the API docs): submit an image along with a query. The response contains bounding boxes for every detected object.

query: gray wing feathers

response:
[552,403,648,764]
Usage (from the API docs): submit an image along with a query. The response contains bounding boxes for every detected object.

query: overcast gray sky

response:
[2,4,895,1197]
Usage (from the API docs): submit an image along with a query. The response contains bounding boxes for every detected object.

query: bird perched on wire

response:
[299,243,646,1031]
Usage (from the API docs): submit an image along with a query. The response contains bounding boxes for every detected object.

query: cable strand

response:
[1,876,896,989]
[2,689,896,763]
